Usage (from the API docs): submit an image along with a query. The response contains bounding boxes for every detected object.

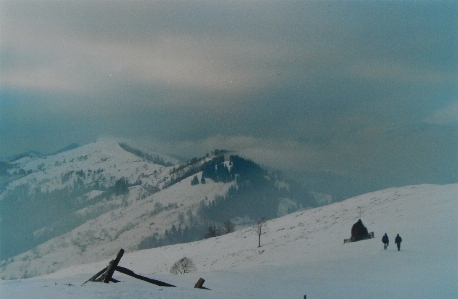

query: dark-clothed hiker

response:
[382,233,389,250]
[395,234,402,251]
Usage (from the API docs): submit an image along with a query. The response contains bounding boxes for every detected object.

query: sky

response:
[1,0,457,190]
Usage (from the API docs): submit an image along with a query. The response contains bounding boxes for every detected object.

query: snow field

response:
[2,183,457,298]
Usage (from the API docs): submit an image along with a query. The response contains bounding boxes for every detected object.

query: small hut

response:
[344,219,374,243]
[351,219,369,241]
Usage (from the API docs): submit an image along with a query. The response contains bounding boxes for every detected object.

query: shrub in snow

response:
[191,175,199,185]
[170,257,197,275]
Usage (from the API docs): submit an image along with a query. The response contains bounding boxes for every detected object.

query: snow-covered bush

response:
[170,257,196,275]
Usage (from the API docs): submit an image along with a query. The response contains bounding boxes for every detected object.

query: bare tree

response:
[186,209,194,226]
[255,217,267,247]
[205,224,218,239]
[178,212,185,225]
[170,257,196,274]
[221,220,235,234]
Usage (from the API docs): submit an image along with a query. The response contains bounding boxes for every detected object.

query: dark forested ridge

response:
[137,154,316,250]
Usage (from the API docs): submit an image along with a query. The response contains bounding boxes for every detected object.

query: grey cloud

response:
[1,1,457,192]
[425,101,458,125]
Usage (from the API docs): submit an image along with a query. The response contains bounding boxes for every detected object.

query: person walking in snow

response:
[382,233,389,250]
[395,234,402,251]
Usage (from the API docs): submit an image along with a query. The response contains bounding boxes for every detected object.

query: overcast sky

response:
[1,1,457,189]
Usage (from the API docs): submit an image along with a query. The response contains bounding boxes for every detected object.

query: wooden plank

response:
[81,267,107,286]
[101,249,125,283]
[115,266,176,287]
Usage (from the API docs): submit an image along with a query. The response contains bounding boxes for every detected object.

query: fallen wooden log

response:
[83,249,210,289]
[83,249,176,288]
[116,266,176,287]
[100,249,124,283]
[81,267,107,286]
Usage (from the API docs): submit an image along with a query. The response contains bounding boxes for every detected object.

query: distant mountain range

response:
[6,143,81,162]
[0,140,320,279]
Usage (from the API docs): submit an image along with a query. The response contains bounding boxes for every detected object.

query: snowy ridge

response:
[3,140,311,279]
[2,140,179,196]
[1,183,455,298]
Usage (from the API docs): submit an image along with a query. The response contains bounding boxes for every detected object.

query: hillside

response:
[0,140,180,262]
[0,140,315,279]
[1,183,457,298]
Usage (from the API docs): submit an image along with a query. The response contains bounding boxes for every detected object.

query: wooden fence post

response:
[194,278,210,290]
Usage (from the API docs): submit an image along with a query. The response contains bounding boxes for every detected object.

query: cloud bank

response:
[1,0,457,192]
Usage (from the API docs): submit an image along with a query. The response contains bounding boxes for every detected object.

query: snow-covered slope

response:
[0,174,234,279]
[2,183,456,298]
[0,140,185,275]
[1,140,313,279]
[0,166,234,279]
[2,140,178,196]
